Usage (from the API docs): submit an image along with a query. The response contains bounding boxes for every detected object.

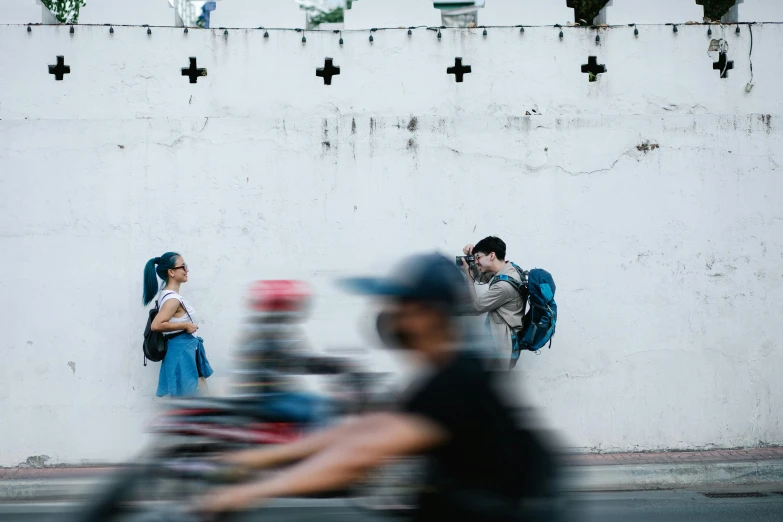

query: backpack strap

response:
[490,265,532,353]
[509,262,529,284]
[490,273,529,329]
[490,265,529,312]
[490,263,528,286]
[155,291,176,310]
[490,274,525,293]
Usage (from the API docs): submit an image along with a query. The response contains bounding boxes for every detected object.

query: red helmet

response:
[248,280,311,312]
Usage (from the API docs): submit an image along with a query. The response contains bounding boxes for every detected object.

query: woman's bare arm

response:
[151,299,197,333]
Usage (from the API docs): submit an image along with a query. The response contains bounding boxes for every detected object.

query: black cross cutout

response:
[316,58,340,85]
[581,56,606,82]
[181,57,207,84]
[48,56,70,81]
[447,57,472,83]
[712,51,733,79]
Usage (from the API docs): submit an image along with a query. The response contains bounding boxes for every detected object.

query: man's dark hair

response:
[473,236,506,260]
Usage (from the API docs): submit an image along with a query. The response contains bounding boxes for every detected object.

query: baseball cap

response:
[341,253,470,315]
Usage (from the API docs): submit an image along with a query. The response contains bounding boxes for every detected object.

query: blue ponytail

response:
[142,252,180,306]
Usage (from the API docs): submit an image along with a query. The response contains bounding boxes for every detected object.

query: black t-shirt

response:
[403,350,554,522]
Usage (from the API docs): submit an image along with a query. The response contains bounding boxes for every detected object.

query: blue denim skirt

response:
[156,334,214,397]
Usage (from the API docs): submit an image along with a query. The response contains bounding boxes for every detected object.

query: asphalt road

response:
[570,490,783,522]
[1,491,782,522]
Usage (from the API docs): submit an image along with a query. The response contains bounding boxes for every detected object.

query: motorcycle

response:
[66,280,418,522]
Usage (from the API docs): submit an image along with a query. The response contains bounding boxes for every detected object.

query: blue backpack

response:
[490,263,557,368]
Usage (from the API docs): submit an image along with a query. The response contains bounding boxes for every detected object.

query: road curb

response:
[0,477,99,501]
[563,459,783,492]
[1,461,783,501]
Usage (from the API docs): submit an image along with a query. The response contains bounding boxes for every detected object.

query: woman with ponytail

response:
[143,252,213,396]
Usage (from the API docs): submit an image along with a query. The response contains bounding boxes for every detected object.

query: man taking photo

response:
[460,236,526,362]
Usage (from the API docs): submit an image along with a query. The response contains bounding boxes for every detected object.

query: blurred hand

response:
[186,323,199,334]
[199,484,261,514]
[463,244,474,255]
[460,257,470,274]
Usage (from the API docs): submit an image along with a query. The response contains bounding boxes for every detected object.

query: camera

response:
[456,255,475,268]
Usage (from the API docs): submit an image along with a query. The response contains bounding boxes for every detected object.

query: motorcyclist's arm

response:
[222,416,363,469]
[204,412,446,512]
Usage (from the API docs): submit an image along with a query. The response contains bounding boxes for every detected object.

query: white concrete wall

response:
[3,0,46,24]
[209,0,305,30]
[344,0,442,29]
[737,0,783,22]
[479,0,573,27]
[0,23,782,465]
[598,0,704,26]
[76,0,174,26]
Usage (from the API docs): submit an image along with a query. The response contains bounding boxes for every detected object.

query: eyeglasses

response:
[172,264,189,272]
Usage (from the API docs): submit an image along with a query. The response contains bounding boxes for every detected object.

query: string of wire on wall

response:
[23,21,767,34]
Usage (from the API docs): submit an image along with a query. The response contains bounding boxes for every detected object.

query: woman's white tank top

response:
[158,291,197,336]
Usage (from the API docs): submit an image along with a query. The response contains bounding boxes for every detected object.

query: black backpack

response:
[143,292,189,366]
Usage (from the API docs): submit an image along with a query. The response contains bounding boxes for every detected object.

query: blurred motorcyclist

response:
[202,253,557,522]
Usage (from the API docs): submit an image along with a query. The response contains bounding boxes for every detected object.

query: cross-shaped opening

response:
[447,57,472,83]
[316,58,341,86]
[181,57,207,84]
[712,51,734,79]
[581,56,606,82]
[48,56,71,81]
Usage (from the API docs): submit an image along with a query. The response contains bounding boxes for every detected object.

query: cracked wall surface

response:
[0,24,781,465]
